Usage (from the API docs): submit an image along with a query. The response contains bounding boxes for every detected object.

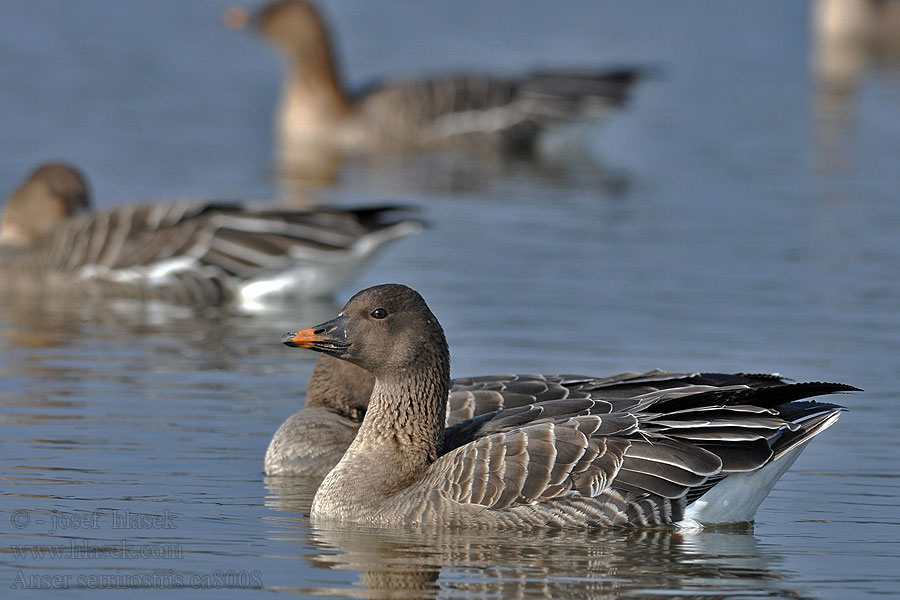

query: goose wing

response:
[446,370,790,424]
[430,382,856,524]
[356,69,643,150]
[32,201,419,304]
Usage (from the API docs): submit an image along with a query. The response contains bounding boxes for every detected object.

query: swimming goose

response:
[282,284,858,529]
[229,0,644,157]
[265,353,792,477]
[0,163,422,309]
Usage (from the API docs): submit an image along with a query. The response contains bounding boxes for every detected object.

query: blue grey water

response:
[1,0,899,597]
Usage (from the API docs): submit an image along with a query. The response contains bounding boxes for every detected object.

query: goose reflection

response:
[0,297,338,433]
[264,477,813,600]
[0,294,338,352]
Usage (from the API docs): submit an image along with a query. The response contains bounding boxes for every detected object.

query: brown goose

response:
[0,163,422,309]
[282,284,858,529]
[228,0,643,157]
[265,353,793,477]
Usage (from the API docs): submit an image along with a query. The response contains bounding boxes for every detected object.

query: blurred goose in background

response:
[0,163,422,310]
[265,353,792,477]
[226,0,644,161]
[811,0,900,174]
[282,284,858,529]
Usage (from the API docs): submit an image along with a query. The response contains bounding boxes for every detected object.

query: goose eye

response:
[371,308,387,319]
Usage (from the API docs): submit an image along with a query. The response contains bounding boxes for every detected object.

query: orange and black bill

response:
[281,314,350,355]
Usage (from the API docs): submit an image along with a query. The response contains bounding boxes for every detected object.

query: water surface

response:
[2,1,899,598]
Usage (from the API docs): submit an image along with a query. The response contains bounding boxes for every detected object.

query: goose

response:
[265,353,792,477]
[0,163,422,310]
[282,283,858,529]
[227,0,644,158]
